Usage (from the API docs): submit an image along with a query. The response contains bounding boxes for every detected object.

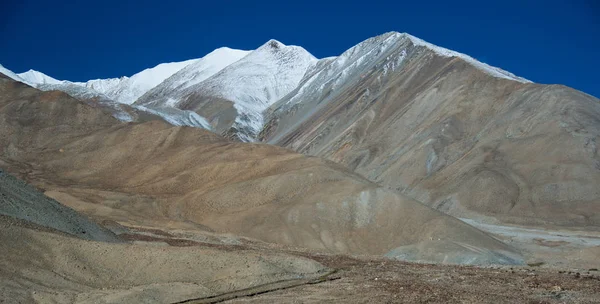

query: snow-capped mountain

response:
[2,31,533,142]
[14,59,198,106]
[74,58,199,105]
[12,69,119,104]
[2,59,212,127]
[271,32,528,116]
[136,47,250,107]
[137,40,317,141]
[188,40,317,141]
[18,70,63,85]
[262,32,530,143]
[270,32,407,115]
[199,40,317,109]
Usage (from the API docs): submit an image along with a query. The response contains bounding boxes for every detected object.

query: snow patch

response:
[133,105,212,129]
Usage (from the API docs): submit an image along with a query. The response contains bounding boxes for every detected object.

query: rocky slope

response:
[260,32,600,229]
[0,169,119,242]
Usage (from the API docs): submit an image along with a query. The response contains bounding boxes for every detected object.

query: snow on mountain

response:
[271,32,406,115]
[75,77,122,93]
[0,63,211,129]
[0,64,28,83]
[17,70,63,85]
[272,32,529,115]
[3,31,530,140]
[36,82,112,101]
[404,33,531,83]
[158,40,317,141]
[132,105,212,129]
[206,40,317,108]
[263,32,532,144]
[13,59,199,106]
[33,81,213,129]
[74,58,199,105]
[134,47,250,106]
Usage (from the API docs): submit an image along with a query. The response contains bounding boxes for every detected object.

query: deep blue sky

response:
[1,0,599,97]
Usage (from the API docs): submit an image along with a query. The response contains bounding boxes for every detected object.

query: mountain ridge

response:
[2,32,537,140]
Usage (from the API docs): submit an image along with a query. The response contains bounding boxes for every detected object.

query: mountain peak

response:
[257,39,289,52]
[17,69,62,85]
[205,47,251,60]
[357,31,529,83]
[267,39,284,47]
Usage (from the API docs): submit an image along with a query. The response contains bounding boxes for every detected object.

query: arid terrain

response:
[2,187,599,303]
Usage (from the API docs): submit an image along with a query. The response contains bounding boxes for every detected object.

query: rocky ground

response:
[228,252,600,304]
[101,222,600,304]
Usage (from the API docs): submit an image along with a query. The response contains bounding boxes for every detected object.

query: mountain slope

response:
[260,32,600,229]
[0,64,214,130]
[0,169,119,242]
[0,72,522,265]
[0,161,328,303]
[138,40,317,141]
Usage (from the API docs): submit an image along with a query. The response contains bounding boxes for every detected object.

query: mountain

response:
[17,69,62,84]
[136,40,317,141]
[0,64,214,129]
[4,31,598,233]
[74,58,199,104]
[135,47,250,106]
[260,31,600,229]
[17,59,198,105]
[0,72,522,266]
[4,30,600,302]
[3,41,314,141]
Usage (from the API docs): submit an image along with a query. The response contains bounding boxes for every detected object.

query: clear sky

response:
[1,0,598,97]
